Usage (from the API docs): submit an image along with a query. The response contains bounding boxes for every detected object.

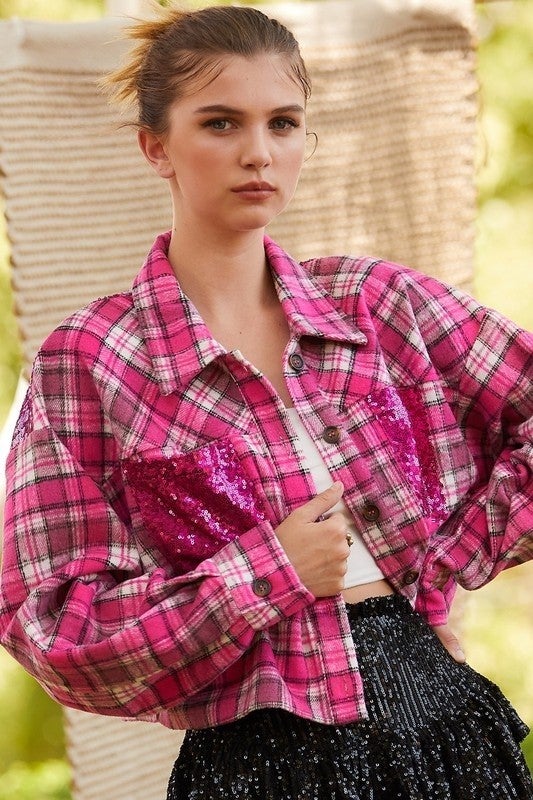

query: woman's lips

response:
[232,181,276,193]
[232,181,276,200]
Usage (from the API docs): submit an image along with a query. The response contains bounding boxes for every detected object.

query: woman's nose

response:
[240,129,273,169]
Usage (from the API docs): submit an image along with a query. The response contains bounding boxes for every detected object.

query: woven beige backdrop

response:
[0,2,477,799]
[0,0,477,378]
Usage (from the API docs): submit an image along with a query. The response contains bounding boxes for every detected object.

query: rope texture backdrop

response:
[0,0,477,377]
[0,2,477,798]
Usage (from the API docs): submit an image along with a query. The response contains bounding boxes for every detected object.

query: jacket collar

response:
[133,231,366,395]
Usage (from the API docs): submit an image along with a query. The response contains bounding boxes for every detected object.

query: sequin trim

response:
[123,439,266,572]
[367,386,446,523]
[11,388,33,447]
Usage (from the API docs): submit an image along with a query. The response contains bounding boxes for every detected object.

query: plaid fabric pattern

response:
[1,232,531,729]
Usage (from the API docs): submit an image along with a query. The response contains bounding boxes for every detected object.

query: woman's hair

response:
[104,3,311,135]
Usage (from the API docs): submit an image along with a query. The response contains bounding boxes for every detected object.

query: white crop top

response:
[286,408,385,588]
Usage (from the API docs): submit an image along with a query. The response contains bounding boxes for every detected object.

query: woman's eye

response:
[205,119,232,131]
[270,117,298,131]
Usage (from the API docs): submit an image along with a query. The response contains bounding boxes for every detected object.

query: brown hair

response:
[104,3,311,135]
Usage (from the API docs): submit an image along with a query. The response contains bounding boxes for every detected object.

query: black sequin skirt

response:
[167,595,533,799]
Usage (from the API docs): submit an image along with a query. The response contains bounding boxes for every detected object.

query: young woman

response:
[1,5,532,799]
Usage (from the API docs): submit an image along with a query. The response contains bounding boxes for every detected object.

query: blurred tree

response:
[0,651,65,771]
[0,0,104,20]
[474,1,533,329]
[476,2,533,203]
[0,760,71,800]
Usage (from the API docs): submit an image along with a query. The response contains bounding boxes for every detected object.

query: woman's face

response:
[144,53,307,238]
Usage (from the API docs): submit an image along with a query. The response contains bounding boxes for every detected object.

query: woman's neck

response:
[168,224,292,404]
[167,226,274,320]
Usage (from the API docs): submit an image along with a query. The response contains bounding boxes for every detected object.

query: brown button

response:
[361,503,380,522]
[252,578,272,597]
[288,353,305,372]
[403,570,419,586]
[322,426,341,444]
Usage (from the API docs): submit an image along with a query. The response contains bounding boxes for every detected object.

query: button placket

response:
[322,426,341,444]
[361,503,380,523]
[403,570,419,586]
[288,353,305,372]
[252,578,272,597]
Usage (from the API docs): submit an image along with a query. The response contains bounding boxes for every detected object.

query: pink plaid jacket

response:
[1,233,531,729]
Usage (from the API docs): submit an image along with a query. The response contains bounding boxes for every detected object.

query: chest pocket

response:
[344,381,475,526]
[122,437,267,574]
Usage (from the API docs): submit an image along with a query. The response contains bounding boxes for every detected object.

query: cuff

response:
[211,520,314,630]
[415,573,457,626]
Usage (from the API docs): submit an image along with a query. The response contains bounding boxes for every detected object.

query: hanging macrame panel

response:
[0,0,477,377]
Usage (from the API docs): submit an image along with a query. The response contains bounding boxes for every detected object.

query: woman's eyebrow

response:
[272,104,305,115]
[194,104,305,115]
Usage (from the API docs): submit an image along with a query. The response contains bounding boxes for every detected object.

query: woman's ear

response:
[138,129,175,179]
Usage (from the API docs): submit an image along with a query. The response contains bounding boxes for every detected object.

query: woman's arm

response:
[408,278,533,625]
[0,351,312,718]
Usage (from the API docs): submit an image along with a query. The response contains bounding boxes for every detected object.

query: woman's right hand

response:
[274,482,350,597]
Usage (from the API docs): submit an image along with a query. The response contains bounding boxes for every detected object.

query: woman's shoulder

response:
[301,252,441,305]
[302,252,482,310]
[303,252,429,287]
[269,237,425,298]
[38,290,137,364]
[300,252,494,345]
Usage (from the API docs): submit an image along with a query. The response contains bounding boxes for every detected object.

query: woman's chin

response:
[230,207,285,233]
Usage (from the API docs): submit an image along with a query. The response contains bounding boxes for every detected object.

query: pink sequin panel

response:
[11,389,33,447]
[367,386,446,523]
[123,439,266,573]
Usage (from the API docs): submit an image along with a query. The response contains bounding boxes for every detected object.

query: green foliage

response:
[462,564,533,774]
[474,2,533,331]
[523,735,533,775]
[0,651,65,771]
[0,0,104,21]
[476,3,533,203]
[0,760,71,800]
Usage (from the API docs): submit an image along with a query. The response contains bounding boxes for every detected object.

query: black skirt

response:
[167,595,533,799]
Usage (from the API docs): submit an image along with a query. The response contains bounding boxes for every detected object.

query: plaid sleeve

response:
[407,277,533,624]
[0,349,312,717]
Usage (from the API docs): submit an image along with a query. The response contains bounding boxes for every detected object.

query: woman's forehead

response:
[179,53,306,106]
